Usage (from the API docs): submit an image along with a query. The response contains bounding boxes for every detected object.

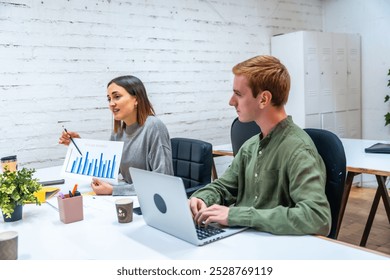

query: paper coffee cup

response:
[115,198,133,223]
[1,155,17,172]
[0,231,18,260]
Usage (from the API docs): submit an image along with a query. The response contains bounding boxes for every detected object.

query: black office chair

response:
[171,137,213,197]
[230,117,261,156]
[304,128,347,239]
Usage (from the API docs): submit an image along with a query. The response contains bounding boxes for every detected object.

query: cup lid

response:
[1,155,17,161]
[115,198,133,204]
[0,231,18,241]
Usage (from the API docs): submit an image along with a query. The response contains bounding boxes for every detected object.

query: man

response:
[189,55,331,236]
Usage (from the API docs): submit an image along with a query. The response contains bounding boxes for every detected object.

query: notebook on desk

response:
[365,143,390,154]
[129,167,247,246]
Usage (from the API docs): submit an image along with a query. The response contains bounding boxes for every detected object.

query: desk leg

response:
[380,180,390,224]
[360,175,390,247]
[336,171,356,239]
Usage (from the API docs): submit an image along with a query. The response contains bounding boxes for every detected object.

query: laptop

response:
[365,142,390,154]
[129,167,248,246]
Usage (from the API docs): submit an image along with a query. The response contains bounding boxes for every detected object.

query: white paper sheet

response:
[61,138,124,184]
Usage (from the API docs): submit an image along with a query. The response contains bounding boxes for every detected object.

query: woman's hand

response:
[91,178,113,195]
[58,131,80,145]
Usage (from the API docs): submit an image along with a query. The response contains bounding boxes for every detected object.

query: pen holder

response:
[57,195,84,224]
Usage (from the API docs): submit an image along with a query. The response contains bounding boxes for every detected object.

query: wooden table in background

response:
[212,144,233,180]
[339,138,390,246]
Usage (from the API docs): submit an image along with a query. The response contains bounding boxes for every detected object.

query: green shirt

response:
[192,116,331,236]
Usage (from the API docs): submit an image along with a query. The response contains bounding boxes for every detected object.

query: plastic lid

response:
[0,155,17,161]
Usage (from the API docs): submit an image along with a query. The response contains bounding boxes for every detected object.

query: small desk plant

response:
[0,167,42,222]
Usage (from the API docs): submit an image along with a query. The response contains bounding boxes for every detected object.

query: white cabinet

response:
[271,31,361,138]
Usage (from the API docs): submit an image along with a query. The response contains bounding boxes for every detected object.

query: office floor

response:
[337,186,390,256]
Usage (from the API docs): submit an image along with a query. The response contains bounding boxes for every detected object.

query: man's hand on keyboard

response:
[193,204,229,227]
[189,197,207,218]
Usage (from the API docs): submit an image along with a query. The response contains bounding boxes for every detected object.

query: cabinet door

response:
[347,34,361,110]
[305,114,321,129]
[318,33,334,113]
[321,112,336,134]
[303,32,320,115]
[335,111,348,137]
[332,34,348,112]
[272,32,306,128]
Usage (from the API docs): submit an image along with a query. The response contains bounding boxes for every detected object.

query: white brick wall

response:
[0,0,322,169]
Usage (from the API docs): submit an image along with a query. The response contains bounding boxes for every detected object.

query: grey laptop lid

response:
[129,167,247,246]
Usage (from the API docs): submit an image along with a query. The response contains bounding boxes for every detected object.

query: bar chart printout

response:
[69,151,117,178]
[61,138,124,184]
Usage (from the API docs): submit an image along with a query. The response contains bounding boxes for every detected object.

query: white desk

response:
[339,138,390,246]
[1,166,388,260]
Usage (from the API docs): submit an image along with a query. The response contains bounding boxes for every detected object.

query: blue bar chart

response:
[61,138,124,183]
[66,150,117,179]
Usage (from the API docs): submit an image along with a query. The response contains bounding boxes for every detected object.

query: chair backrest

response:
[304,128,346,239]
[230,117,261,156]
[170,137,213,196]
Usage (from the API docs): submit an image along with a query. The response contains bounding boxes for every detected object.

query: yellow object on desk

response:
[33,187,60,203]
[82,191,96,196]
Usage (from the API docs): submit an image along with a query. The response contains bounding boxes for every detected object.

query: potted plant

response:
[384,69,390,126]
[0,167,42,222]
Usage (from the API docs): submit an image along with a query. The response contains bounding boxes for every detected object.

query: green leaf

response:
[385,95,390,103]
[385,113,390,126]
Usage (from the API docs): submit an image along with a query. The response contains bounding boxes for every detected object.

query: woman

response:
[59,75,174,195]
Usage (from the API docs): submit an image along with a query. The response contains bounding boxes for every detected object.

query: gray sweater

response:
[110,116,174,195]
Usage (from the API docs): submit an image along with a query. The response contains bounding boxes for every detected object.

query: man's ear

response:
[259,90,272,108]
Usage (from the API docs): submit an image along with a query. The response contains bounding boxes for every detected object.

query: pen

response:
[62,126,83,156]
[71,184,78,196]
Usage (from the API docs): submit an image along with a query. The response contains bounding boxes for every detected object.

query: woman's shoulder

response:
[144,115,169,132]
[145,115,164,125]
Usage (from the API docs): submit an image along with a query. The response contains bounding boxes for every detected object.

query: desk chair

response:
[171,137,213,197]
[230,117,261,156]
[304,128,347,239]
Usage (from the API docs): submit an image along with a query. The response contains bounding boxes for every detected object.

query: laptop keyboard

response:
[195,224,225,240]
